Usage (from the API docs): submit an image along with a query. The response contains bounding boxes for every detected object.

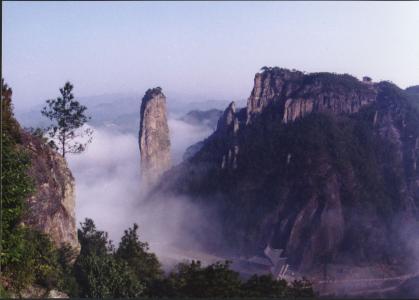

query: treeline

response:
[69,219,314,298]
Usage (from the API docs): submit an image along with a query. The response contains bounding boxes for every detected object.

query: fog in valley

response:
[16,98,222,265]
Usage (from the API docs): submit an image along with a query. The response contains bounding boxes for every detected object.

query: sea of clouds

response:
[66,118,214,262]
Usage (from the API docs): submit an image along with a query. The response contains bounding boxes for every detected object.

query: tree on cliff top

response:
[41,82,92,158]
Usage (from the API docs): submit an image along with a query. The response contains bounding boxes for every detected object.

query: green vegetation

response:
[1,79,21,141]
[24,127,48,142]
[222,109,404,254]
[41,82,93,158]
[74,219,144,298]
[151,259,313,298]
[160,260,242,297]
[1,79,76,297]
[73,219,314,298]
[242,274,314,297]
[1,79,33,288]
[242,274,288,297]
[259,66,364,91]
[115,223,163,295]
[260,66,294,74]
[5,230,76,295]
[301,72,372,95]
[1,133,33,265]
[142,86,163,103]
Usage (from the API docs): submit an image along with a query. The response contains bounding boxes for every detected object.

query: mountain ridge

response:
[148,68,419,284]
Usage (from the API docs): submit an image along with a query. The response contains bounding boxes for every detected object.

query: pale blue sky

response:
[3,1,419,111]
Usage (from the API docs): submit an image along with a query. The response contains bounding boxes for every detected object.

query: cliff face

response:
[246,68,377,124]
[21,131,80,253]
[139,87,171,188]
[153,68,419,276]
[216,102,241,170]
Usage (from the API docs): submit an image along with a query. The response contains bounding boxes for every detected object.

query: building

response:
[233,245,300,281]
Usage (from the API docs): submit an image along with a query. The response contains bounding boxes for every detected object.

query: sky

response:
[3,1,419,111]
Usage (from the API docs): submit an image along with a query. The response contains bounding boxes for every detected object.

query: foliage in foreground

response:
[73,218,314,298]
[153,260,314,298]
[74,219,144,298]
[1,79,76,297]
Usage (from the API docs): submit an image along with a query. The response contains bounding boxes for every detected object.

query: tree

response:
[164,260,242,297]
[76,218,109,257]
[260,66,271,72]
[115,223,163,295]
[1,79,21,141]
[286,278,315,297]
[41,82,92,158]
[241,274,288,297]
[74,219,144,298]
[75,253,143,298]
[57,244,80,296]
[1,79,34,283]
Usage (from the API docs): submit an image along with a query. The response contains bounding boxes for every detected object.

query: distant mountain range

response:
[15,93,245,134]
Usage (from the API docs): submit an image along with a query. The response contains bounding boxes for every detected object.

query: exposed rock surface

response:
[151,68,419,281]
[139,87,171,188]
[246,68,304,123]
[21,131,80,253]
[217,101,240,135]
[8,284,69,299]
[216,102,241,170]
[246,67,377,124]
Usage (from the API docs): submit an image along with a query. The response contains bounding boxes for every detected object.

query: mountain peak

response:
[139,87,171,189]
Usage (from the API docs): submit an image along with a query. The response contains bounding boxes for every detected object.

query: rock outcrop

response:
[2,79,79,254]
[217,101,240,135]
[21,131,80,253]
[9,284,69,299]
[139,87,171,188]
[246,67,377,124]
[246,68,304,123]
[217,102,240,170]
[152,67,419,280]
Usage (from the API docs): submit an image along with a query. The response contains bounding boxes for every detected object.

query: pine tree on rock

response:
[41,82,92,158]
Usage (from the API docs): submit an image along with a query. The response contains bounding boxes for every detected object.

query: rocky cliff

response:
[246,67,377,124]
[20,131,80,252]
[151,67,419,279]
[139,87,171,188]
[1,80,80,254]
